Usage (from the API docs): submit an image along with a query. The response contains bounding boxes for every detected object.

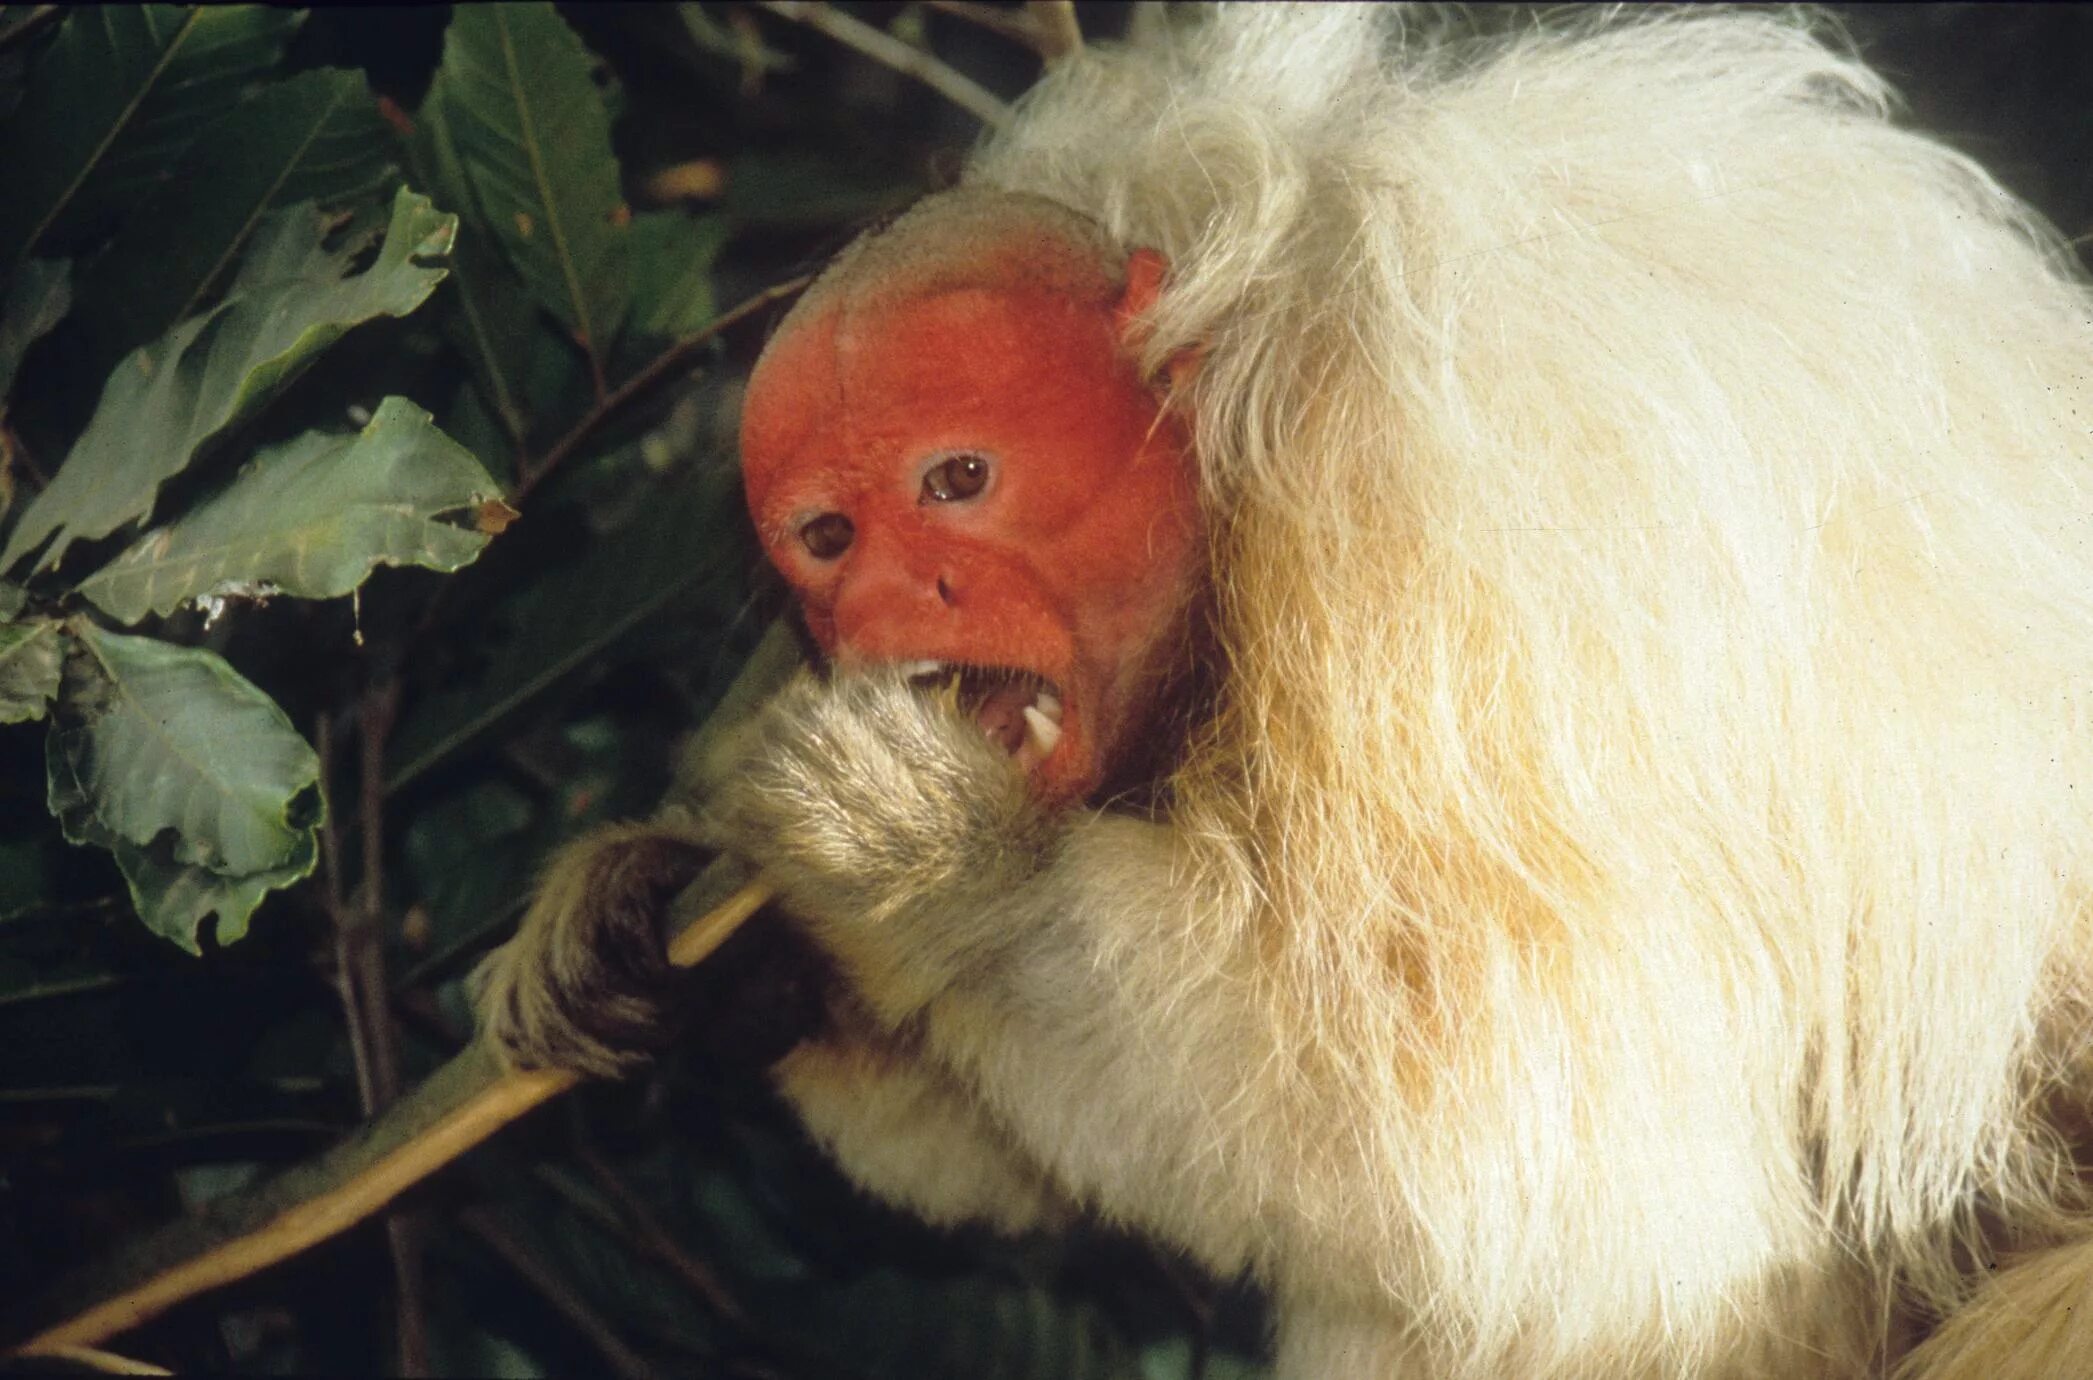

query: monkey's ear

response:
[1115,248,1202,395]
[1115,247,1171,332]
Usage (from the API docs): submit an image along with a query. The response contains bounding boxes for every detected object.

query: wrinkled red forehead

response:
[739,280,1145,529]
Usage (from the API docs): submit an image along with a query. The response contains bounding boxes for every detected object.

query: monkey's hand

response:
[699,668,1058,1025]
[472,821,712,1078]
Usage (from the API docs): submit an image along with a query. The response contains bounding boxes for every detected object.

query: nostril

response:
[936,575,957,607]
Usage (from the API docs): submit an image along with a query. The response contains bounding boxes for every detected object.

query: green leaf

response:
[0,617,61,722]
[78,396,507,624]
[2,186,457,575]
[400,776,536,959]
[0,6,201,277]
[434,4,630,373]
[387,464,741,791]
[54,622,319,874]
[627,210,727,339]
[47,622,320,951]
[42,7,306,252]
[48,748,317,951]
[0,257,67,405]
[405,82,538,443]
[69,66,398,371]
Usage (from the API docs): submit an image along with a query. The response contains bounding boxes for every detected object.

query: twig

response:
[927,1,1080,64]
[1024,0,1082,63]
[322,706,416,1365]
[458,1207,654,1380]
[316,713,379,1109]
[574,1148,753,1329]
[355,682,404,1111]
[25,1344,170,1376]
[0,4,58,55]
[923,0,1038,49]
[514,272,813,505]
[350,683,429,1376]
[754,1,1010,126]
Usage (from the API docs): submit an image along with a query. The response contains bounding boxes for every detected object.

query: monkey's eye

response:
[920,452,992,504]
[799,513,854,559]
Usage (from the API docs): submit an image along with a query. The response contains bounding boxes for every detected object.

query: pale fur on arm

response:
[698,670,1295,1277]
[775,1019,1074,1237]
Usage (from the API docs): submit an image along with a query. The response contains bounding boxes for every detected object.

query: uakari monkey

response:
[475,7,2093,1376]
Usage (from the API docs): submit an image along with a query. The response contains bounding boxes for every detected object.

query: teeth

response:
[1022,705,1063,755]
[898,659,944,681]
[1034,690,1062,723]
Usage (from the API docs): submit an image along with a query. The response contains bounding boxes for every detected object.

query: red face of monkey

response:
[739,249,1203,803]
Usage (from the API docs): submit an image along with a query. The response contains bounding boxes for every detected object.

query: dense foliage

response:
[0,4,2083,1375]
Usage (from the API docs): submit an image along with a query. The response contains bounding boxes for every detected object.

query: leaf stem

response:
[515,272,812,505]
[458,1206,654,1380]
[573,1147,755,1330]
[925,0,1081,63]
[754,1,1010,126]
[0,5,59,55]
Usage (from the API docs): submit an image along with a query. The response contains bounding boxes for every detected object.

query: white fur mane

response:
[970,5,2093,1369]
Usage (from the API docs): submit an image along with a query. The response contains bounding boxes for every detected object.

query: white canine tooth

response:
[1033,690,1062,723]
[898,659,943,680]
[1022,705,1063,754]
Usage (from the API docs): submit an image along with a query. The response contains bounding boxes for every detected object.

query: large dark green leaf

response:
[77,396,507,624]
[41,7,305,252]
[433,4,630,377]
[1,187,456,575]
[0,617,61,723]
[627,210,727,340]
[0,7,200,276]
[386,465,741,791]
[404,81,539,443]
[46,622,320,950]
[68,66,398,371]
[399,776,536,961]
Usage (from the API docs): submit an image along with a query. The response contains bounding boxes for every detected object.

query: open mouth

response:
[897,659,1065,771]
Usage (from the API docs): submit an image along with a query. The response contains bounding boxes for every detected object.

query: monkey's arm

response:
[702,672,1275,1256]
[474,797,1077,1235]
[776,1024,1074,1236]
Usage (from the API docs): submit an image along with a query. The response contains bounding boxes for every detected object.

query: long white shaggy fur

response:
[945,6,2093,1375]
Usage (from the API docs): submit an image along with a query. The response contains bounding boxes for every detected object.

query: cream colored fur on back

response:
[964,6,2093,1375]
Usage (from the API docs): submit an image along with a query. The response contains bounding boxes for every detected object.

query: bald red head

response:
[739,195,1202,802]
